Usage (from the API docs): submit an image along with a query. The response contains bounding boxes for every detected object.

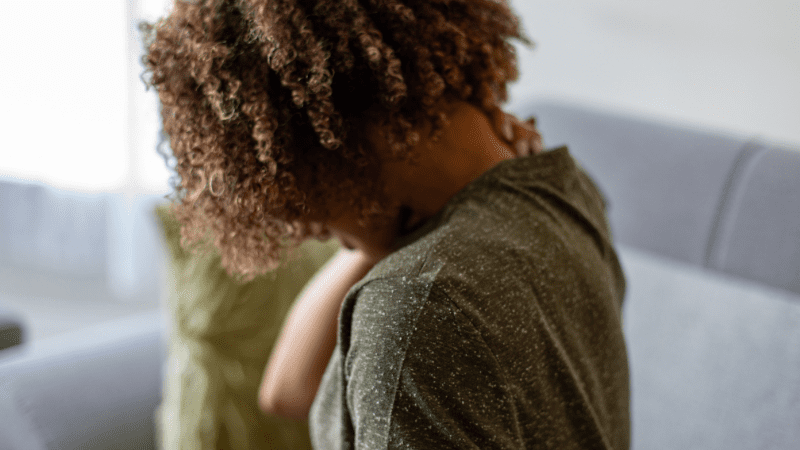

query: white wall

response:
[507,0,800,148]
[1,0,795,194]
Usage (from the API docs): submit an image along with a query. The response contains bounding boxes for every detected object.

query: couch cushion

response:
[155,205,339,450]
[706,145,800,296]
[515,100,752,267]
[619,245,800,450]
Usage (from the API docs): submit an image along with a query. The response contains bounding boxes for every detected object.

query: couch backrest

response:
[517,100,800,297]
[705,146,800,294]
[0,178,167,304]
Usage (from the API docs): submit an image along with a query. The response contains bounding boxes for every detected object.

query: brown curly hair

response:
[140,0,531,279]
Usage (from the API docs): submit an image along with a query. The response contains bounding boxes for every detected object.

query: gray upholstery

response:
[522,100,751,267]
[706,146,800,295]
[0,181,107,277]
[521,99,800,297]
[620,246,800,449]
[0,305,24,351]
[0,179,166,303]
[0,99,798,449]
[0,310,163,450]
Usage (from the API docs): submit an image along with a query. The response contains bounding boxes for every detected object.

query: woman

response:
[141,1,629,448]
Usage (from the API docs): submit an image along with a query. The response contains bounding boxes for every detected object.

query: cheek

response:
[335,234,358,251]
[326,203,405,261]
[329,224,394,261]
[327,222,364,252]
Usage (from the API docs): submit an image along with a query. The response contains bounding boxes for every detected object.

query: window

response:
[0,0,171,194]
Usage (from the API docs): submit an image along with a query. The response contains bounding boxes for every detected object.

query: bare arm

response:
[258,247,375,420]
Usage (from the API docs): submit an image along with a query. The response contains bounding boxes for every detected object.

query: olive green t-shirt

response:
[309,147,630,449]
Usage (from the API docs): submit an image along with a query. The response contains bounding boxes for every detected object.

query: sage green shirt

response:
[309,147,629,449]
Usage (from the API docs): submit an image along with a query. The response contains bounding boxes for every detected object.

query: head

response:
[140,0,531,278]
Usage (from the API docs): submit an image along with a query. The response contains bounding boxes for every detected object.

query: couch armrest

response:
[0,306,24,351]
[0,310,164,450]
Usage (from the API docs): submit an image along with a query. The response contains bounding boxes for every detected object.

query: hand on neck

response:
[321,100,519,264]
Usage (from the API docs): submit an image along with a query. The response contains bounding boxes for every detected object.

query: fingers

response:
[514,139,532,157]
[487,106,544,156]
[488,105,514,142]
[508,115,543,156]
[522,117,544,154]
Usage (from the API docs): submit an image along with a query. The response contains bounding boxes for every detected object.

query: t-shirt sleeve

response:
[346,281,523,449]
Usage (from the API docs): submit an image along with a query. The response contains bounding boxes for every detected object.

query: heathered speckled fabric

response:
[309,147,629,449]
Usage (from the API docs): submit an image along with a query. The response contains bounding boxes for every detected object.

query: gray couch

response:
[0,305,24,352]
[0,98,798,449]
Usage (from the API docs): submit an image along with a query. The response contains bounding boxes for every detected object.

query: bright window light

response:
[133,0,173,194]
[0,0,128,192]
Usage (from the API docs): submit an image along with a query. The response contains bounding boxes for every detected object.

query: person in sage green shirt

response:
[266,101,628,449]
[140,0,629,448]
[309,144,629,449]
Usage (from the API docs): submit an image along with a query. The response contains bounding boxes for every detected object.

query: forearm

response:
[259,247,374,420]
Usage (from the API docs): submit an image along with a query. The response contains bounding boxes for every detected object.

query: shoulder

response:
[342,271,446,359]
[338,273,521,448]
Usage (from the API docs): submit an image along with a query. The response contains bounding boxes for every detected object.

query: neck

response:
[382,101,516,226]
[318,101,518,264]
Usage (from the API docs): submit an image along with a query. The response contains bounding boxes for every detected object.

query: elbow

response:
[258,382,314,421]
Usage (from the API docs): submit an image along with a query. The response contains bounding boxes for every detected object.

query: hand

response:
[488,105,544,157]
[259,248,375,420]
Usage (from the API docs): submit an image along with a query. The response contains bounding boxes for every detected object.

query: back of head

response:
[140,0,531,278]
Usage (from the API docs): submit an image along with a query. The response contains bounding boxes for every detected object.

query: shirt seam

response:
[350,247,436,449]
[387,244,434,448]
[384,283,521,448]
[431,285,523,444]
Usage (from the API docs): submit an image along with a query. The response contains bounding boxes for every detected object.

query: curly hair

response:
[140,0,531,279]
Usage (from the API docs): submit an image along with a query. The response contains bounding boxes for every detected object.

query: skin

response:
[259,102,542,419]
[259,247,374,420]
[321,100,539,263]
